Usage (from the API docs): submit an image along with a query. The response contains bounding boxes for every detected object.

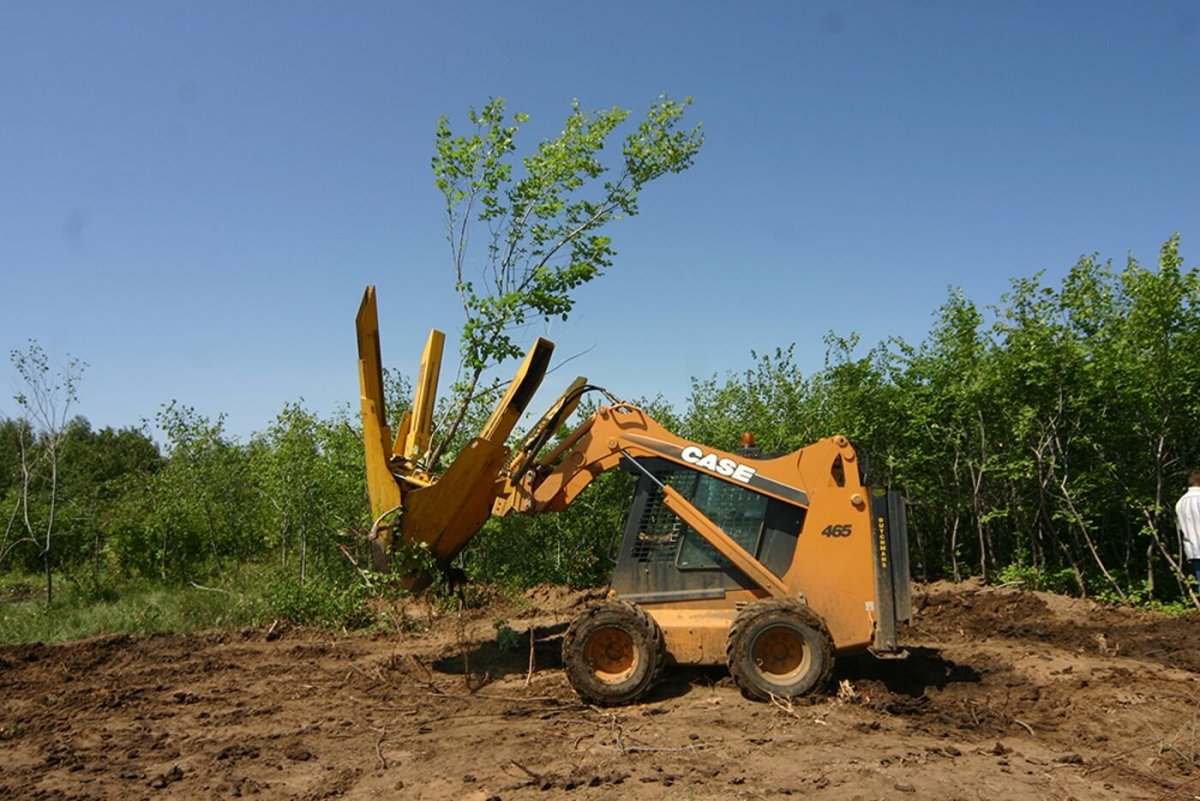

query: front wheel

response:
[726,598,833,701]
[562,601,665,706]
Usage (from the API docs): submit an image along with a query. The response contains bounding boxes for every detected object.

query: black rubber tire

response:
[562,601,665,706]
[726,598,834,702]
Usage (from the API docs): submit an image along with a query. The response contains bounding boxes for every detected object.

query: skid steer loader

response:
[356,286,910,705]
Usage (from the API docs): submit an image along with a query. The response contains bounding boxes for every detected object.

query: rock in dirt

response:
[148,765,183,789]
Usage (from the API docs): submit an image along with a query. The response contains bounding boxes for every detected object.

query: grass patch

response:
[0,575,269,644]
[0,563,397,645]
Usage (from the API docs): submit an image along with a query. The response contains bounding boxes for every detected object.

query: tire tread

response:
[562,600,665,706]
[726,597,834,702]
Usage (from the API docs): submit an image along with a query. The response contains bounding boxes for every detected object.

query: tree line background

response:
[2,235,1197,638]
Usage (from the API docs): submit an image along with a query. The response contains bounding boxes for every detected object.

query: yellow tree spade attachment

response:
[355,286,553,576]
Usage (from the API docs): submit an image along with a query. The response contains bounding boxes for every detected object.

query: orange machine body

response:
[356,287,910,669]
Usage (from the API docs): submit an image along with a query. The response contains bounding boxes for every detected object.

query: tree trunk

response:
[428,368,484,471]
[300,525,308,587]
[1145,517,1200,609]
[970,463,987,580]
[44,550,52,605]
[43,451,58,605]
[950,515,961,583]
[1054,471,1124,600]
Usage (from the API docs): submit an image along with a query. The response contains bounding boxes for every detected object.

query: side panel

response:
[780,487,878,653]
[640,589,765,665]
[643,605,739,666]
[870,489,912,651]
[889,492,913,622]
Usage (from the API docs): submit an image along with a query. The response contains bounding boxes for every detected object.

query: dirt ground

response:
[3,582,1200,801]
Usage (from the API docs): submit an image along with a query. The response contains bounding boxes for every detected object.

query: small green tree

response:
[56,419,162,592]
[3,341,85,603]
[428,95,703,466]
[147,402,257,581]
[253,402,369,585]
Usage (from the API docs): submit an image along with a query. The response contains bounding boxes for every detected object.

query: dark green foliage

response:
[2,236,1196,637]
[145,402,261,580]
[251,403,367,585]
[1,398,375,636]
[464,470,635,589]
[261,568,373,629]
[678,235,1199,605]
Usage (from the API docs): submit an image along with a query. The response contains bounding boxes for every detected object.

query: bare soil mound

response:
[2,583,1198,800]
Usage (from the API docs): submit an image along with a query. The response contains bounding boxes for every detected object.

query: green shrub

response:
[492,618,520,651]
[996,563,1079,596]
[262,571,372,629]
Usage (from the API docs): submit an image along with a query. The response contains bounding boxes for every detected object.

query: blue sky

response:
[2,1,1196,441]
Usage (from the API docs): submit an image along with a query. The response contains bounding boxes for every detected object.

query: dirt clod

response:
[148,765,184,789]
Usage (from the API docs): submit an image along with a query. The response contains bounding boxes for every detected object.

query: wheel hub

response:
[752,625,810,682]
[585,626,638,683]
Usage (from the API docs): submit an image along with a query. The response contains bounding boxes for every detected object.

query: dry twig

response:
[337,543,378,588]
[607,743,712,754]
[769,692,828,724]
[409,654,438,688]
[509,760,542,781]
[188,581,235,596]
[368,726,388,769]
[525,623,537,687]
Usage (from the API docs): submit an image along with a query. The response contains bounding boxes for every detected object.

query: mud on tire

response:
[562,600,665,706]
[726,598,834,702]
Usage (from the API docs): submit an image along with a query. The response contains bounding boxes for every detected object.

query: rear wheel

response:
[563,601,665,706]
[726,598,833,701]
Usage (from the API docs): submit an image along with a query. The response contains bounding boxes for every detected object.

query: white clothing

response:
[1177,486,1200,560]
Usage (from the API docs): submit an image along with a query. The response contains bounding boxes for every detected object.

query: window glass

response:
[676,473,768,568]
[631,469,697,563]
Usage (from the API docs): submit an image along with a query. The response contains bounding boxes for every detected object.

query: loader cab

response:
[609,457,806,602]
[608,455,912,655]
